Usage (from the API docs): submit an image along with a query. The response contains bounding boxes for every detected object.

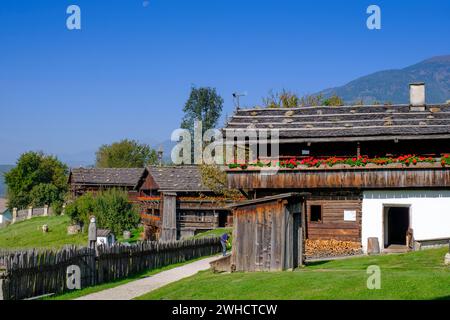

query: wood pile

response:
[305,239,362,258]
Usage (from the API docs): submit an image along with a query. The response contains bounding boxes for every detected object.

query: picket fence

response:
[0,237,221,300]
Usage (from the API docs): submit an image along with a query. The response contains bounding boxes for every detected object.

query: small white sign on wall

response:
[344,210,357,221]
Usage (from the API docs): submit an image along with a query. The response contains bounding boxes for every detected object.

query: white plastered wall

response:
[362,190,450,252]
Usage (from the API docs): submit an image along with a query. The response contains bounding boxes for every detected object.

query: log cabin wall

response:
[254,189,362,242]
[305,198,362,242]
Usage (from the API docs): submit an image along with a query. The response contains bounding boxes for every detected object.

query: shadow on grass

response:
[433,295,450,301]
[305,260,330,267]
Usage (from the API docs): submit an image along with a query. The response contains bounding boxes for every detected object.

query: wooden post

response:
[12,208,17,224]
[298,226,304,267]
[356,142,361,158]
[0,277,4,300]
[160,192,177,241]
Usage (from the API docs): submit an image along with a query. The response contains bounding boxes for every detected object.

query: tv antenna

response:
[232,92,247,109]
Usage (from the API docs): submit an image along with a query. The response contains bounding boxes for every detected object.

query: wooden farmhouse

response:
[69,166,233,241]
[68,168,146,201]
[225,83,450,258]
[138,166,233,240]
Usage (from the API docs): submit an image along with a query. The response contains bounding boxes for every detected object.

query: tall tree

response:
[5,151,68,210]
[96,139,158,168]
[181,87,224,135]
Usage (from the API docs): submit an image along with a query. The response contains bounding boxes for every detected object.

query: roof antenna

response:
[157,145,164,167]
[232,92,247,110]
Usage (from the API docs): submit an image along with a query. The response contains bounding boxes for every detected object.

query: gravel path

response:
[76,255,221,300]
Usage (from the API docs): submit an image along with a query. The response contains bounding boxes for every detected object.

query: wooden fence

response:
[0,237,221,300]
[0,246,95,300]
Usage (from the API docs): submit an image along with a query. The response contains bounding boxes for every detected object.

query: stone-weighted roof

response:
[69,168,146,188]
[147,166,211,192]
[224,103,450,142]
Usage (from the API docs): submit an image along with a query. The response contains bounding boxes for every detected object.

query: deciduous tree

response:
[96,139,158,168]
[5,151,68,210]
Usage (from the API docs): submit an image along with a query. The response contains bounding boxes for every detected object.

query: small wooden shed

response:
[229,193,308,272]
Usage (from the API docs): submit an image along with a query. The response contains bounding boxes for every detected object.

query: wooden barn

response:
[139,166,233,241]
[229,193,307,272]
[224,83,450,257]
[68,168,147,201]
[68,166,233,241]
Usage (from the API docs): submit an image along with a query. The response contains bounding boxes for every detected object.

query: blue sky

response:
[1,0,449,165]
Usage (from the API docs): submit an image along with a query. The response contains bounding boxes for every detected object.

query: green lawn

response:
[0,215,143,250]
[0,215,87,249]
[191,228,232,240]
[117,226,144,244]
[137,247,450,300]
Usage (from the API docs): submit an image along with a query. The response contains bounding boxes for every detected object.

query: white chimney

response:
[409,83,425,110]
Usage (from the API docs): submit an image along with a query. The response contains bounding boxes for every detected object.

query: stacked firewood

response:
[305,239,362,258]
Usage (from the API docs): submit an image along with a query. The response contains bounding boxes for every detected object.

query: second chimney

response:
[409,83,426,111]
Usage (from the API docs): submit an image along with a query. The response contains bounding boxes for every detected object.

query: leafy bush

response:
[65,192,96,227]
[66,189,140,235]
[30,183,61,207]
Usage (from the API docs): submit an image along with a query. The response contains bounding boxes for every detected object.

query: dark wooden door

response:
[292,212,302,268]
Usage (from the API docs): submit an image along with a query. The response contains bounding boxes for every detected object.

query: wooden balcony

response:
[227,163,450,190]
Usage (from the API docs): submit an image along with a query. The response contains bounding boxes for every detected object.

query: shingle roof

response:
[69,168,146,188]
[224,103,450,142]
[97,229,112,237]
[147,166,211,192]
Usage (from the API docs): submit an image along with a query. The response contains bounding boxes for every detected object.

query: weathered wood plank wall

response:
[305,199,362,242]
[227,167,450,189]
[160,192,177,241]
[231,196,304,272]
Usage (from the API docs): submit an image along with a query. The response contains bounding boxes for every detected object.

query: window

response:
[310,205,322,223]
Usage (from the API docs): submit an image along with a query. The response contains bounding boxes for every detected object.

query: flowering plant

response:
[227,154,449,169]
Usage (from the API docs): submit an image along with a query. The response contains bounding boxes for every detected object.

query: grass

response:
[192,228,233,242]
[136,247,450,300]
[0,215,87,249]
[117,226,143,244]
[191,228,232,240]
[45,255,216,300]
[0,215,144,250]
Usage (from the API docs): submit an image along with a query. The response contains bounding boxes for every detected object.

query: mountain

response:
[318,55,450,104]
[0,165,14,198]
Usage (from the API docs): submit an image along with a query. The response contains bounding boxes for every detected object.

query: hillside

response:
[0,165,13,197]
[0,215,87,249]
[319,55,450,104]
